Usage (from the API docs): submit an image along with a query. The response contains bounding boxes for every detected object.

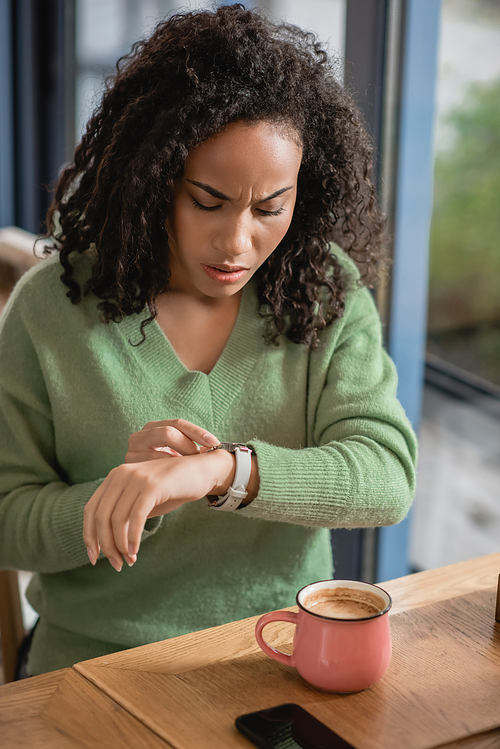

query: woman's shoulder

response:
[8,251,93,304]
[13,250,61,288]
[0,251,95,330]
[311,244,381,353]
[327,243,376,315]
[329,243,361,284]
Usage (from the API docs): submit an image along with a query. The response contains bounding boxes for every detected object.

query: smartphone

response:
[235,703,357,749]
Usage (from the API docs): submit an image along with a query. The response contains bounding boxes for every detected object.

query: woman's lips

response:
[202,264,248,284]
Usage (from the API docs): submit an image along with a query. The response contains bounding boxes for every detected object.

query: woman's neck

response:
[154,289,243,374]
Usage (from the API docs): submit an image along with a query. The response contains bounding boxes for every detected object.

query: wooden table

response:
[0,668,169,748]
[75,552,500,749]
[1,552,500,748]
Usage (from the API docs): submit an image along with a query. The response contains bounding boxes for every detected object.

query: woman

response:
[0,4,417,676]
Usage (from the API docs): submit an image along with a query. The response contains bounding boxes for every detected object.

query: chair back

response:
[0,228,37,681]
[0,570,25,683]
[0,226,40,271]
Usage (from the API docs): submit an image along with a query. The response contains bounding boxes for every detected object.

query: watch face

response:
[208,442,251,454]
[216,442,242,452]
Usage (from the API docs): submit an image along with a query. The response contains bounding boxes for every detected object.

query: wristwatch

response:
[206,442,253,511]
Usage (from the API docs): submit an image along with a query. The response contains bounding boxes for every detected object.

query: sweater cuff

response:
[237,438,413,529]
[52,480,163,567]
[142,516,163,538]
[237,440,341,527]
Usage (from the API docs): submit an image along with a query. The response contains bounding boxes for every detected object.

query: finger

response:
[146,423,215,453]
[128,426,198,456]
[110,504,134,561]
[140,419,220,449]
[102,464,162,559]
[126,488,162,557]
[93,472,139,570]
[108,478,156,560]
[83,475,115,564]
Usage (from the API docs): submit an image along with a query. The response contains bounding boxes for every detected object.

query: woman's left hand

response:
[83,449,234,572]
[124,418,221,462]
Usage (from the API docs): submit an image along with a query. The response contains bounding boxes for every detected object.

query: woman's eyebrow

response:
[186,179,293,203]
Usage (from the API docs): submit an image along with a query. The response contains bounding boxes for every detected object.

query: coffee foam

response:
[303,586,386,620]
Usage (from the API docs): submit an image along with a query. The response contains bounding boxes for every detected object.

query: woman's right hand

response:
[125,418,220,463]
[83,446,236,571]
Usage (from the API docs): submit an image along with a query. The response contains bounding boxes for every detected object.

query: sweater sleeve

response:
[238,284,418,528]
[0,280,161,574]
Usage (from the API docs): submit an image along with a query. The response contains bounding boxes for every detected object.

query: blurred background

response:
[410,0,500,571]
[0,0,499,619]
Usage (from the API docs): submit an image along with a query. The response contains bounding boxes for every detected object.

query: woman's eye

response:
[191,198,221,212]
[258,206,285,217]
[191,197,284,216]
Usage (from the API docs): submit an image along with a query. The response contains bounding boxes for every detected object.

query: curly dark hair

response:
[46,3,384,348]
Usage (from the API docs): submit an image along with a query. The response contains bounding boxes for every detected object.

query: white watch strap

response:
[210,445,252,511]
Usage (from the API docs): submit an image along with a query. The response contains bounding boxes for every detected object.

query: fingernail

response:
[109,557,123,572]
[202,433,220,447]
[87,547,96,566]
[128,544,136,556]
[124,555,137,567]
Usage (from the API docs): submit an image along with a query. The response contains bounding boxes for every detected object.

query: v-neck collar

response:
[122,279,265,430]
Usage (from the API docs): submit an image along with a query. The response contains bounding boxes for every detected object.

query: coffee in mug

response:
[255,579,392,693]
[303,585,386,620]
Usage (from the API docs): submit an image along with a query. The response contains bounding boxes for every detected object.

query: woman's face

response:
[167,120,303,300]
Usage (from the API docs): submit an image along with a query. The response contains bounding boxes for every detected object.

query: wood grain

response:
[0,668,171,748]
[75,585,500,749]
[77,614,295,678]
[383,552,500,615]
[3,553,499,749]
[432,729,500,749]
[74,552,500,678]
[0,669,67,724]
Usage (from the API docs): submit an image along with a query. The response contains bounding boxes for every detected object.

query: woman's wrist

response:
[204,449,259,507]
[207,448,236,495]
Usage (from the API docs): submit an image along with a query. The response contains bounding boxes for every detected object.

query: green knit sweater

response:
[0,250,417,675]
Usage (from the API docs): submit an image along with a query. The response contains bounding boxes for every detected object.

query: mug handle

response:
[255,610,298,667]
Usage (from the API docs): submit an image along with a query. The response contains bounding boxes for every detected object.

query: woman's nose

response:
[215,213,253,257]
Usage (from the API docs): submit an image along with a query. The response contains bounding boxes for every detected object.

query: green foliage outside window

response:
[427,77,500,385]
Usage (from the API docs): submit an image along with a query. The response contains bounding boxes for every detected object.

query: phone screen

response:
[235,703,356,749]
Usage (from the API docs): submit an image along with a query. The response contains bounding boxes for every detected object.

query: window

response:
[75,0,345,147]
[411,0,500,571]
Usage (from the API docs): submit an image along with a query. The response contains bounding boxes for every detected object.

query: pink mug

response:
[255,579,392,693]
